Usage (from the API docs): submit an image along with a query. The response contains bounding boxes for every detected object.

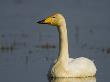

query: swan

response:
[37,13,97,77]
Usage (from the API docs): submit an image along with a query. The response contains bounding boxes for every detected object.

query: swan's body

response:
[37,13,97,77]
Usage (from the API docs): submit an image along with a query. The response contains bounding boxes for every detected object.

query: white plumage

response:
[37,13,97,77]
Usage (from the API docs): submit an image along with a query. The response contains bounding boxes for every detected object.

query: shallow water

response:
[0,0,110,82]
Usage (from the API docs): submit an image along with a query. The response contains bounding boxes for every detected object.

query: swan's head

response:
[37,13,65,26]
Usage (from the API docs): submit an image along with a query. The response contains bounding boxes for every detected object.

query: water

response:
[0,0,110,82]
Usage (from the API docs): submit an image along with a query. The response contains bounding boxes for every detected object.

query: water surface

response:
[0,0,110,82]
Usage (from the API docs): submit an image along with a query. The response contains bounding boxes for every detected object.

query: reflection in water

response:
[35,43,56,49]
[0,44,16,52]
[49,77,96,82]
[102,48,110,54]
[25,56,29,64]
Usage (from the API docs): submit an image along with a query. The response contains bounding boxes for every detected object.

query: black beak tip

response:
[37,19,46,24]
[37,20,43,24]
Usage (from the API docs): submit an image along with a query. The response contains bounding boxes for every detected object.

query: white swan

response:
[37,13,97,77]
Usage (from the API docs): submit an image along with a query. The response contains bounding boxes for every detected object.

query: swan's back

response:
[67,57,96,77]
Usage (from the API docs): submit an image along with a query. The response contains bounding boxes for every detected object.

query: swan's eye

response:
[52,17,55,18]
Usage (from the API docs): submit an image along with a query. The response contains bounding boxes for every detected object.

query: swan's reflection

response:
[49,77,96,82]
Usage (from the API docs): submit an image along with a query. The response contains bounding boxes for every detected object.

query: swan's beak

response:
[37,19,46,24]
[37,17,51,24]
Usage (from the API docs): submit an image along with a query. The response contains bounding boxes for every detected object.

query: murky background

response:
[0,0,110,82]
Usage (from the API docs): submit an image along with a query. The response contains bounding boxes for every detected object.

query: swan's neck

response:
[57,21,69,63]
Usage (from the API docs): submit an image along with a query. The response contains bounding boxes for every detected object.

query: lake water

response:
[0,0,110,82]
